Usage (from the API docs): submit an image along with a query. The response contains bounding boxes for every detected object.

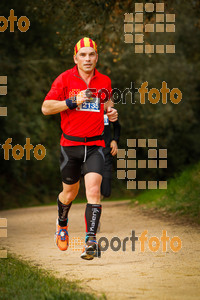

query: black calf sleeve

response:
[57,198,72,227]
[85,203,102,240]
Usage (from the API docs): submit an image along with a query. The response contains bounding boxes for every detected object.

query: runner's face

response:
[74,47,98,74]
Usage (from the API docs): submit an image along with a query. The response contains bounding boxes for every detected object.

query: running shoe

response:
[55,220,69,251]
[81,238,101,260]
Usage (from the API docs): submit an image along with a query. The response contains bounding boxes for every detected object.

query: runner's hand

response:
[110,140,118,156]
[76,90,90,105]
[106,107,118,122]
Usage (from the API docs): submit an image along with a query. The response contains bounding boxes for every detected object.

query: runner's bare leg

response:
[59,181,80,205]
[84,173,102,204]
[84,172,102,238]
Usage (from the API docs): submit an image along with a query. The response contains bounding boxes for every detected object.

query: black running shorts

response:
[60,145,105,184]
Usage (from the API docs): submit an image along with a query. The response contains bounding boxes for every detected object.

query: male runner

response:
[42,37,118,260]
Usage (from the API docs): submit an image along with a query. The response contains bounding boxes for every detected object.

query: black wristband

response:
[66,97,78,109]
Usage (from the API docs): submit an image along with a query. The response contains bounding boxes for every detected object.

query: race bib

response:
[104,114,109,125]
[76,97,100,112]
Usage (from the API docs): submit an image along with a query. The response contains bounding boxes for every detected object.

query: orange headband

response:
[74,37,97,56]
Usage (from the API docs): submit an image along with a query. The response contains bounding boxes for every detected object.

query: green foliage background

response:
[0,0,200,208]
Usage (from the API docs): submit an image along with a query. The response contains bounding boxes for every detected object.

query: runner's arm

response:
[110,120,121,156]
[41,100,68,115]
[41,90,89,115]
[104,97,114,111]
[104,97,118,122]
[112,120,121,144]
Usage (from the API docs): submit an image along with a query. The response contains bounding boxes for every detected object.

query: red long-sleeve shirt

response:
[44,65,112,146]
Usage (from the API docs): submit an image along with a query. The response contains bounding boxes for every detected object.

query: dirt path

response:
[1,201,200,299]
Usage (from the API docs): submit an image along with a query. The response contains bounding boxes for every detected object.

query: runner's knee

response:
[86,185,100,200]
[59,189,78,204]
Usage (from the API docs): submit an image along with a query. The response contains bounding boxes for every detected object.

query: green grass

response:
[0,255,104,300]
[132,162,200,224]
